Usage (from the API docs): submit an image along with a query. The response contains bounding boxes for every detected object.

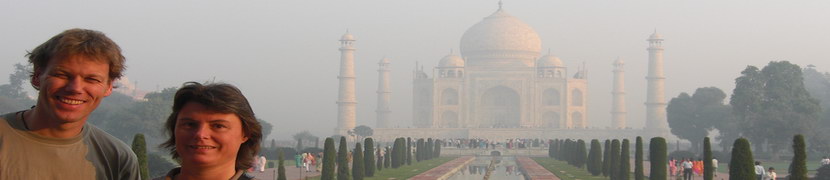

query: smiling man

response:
[0,28,140,179]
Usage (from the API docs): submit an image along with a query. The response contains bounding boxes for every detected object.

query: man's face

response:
[32,55,113,124]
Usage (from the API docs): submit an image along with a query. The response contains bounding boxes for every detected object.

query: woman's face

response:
[175,102,248,168]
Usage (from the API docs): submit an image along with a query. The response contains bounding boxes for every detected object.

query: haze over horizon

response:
[2,0,830,140]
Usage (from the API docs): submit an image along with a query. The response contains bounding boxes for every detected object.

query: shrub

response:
[649,137,667,180]
[635,136,644,180]
[363,138,375,177]
[321,138,336,180]
[131,133,149,180]
[728,138,755,180]
[790,134,807,180]
[352,143,364,180]
[588,139,603,176]
[620,139,630,180]
[337,137,351,180]
[703,137,713,180]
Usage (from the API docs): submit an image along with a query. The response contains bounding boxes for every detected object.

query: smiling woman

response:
[157,82,262,180]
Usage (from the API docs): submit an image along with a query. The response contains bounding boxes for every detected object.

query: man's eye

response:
[212,124,228,129]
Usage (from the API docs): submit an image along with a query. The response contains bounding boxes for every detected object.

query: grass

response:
[532,158,609,180]
[306,157,455,180]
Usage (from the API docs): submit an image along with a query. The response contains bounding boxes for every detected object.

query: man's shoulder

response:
[84,124,135,156]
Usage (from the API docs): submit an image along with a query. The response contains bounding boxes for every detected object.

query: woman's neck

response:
[176,163,237,180]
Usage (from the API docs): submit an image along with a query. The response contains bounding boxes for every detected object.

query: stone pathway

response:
[248,165,321,180]
[410,156,475,180]
[517,157,560,180]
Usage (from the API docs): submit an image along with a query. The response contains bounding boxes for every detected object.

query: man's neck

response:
[23,109,85,139]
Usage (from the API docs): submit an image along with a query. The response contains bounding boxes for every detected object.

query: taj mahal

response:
[335,4,670,142]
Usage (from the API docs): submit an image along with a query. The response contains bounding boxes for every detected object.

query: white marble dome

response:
[460,8,541,67]
[537,55,563,67]
[439,54,465,67]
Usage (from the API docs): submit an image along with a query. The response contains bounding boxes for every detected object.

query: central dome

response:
[460,8,542,67]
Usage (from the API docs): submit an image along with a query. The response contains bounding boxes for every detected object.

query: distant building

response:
[411,5,589,129]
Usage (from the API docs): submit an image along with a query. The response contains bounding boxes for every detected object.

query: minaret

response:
[645,31,669,137]
[376,57,392,128]
[335,31,357,136]
[611,57,627,129]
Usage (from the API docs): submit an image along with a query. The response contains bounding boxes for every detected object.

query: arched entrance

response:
[479,86,520,128]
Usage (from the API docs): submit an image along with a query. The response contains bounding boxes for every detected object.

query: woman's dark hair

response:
[161,82,262,170]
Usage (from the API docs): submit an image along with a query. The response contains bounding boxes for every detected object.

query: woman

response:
[157,82,262,180]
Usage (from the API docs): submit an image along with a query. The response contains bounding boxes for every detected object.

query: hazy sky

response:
[2,0,829,140]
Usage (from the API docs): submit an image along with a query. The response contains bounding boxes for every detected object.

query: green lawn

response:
[532,158,609,180]
[307,157,455,180]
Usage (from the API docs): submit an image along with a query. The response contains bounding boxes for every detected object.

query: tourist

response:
[258,155,267,172]
[712,157,719,177]
[0,28,140,179]
[765,167,776,180]
[157,82,262,180]
[821,156,830,166]
[682,158,693,180]
[669,158,677,176]
[755,161,766,180]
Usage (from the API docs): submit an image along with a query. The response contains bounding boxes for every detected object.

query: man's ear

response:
[104,80,113,97]
[31,69,41,90]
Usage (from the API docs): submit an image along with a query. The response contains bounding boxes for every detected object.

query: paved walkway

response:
[517,157,560,180]
[410,156,475,180]
[248,165,321,180]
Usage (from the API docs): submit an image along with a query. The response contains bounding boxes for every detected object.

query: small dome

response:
[340,32,355,41]
[379,57,390,64]
[613,57,624,65]
[439,54,465,67]
[648,31,663,40]
[537,55,563,67]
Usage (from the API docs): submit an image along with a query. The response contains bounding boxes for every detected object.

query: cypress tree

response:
[620,139,630,180]
[406,137,412,165]
[321,138,336,180]
[577,139,587,168]
[610,139,621,180]
[337,137,351,180]
[790,134,808,180]
[352,143,364,180]
[415,138,424,162]
[426,138,434,160]
[364,138,375,177]
[649,137,667,180]
[397,138,406,167]
[588,139,603,176]
[390,139,400,168]
[603,139,612,177]
[703,137,713,180]
[434,140,441,158]
[131,134,148,180]
[278,149,287,180]
[729,138,755,180]
[549,140,555,158]
[635,137,644,180]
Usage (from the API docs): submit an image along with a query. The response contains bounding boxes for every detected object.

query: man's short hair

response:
[755,161,761,165]
[161,82,262,170]
[26,28,126,88]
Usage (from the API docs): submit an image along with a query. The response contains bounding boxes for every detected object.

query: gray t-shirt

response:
[0,111,140,180]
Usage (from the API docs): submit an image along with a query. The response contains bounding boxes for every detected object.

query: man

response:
[711,157,719,177]
[682,158,694,180]
[0,28,140,179]
[755,161,766,180]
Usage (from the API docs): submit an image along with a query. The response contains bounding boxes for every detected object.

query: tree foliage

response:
[731,61,821,154]
[620,139,630,180]
[667,87,731,152]
[321,138,336,180]
[352,143,364,180]
[635,137,644,180]
[729,138,755,180]
[131,133,149,180]
[588,139,603,176]
[337,137,351,180]
[790,134,808,180]
[363,138,375,177]
[278,149,287,180]
[353,125,373,139]
[603,139,611,177]
[703,137,713,180]
[649,137,667,180]
[293,131,317,151]
[610,139,621,180]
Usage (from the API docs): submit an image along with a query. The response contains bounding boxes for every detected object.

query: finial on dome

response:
[498,0,503,10]
[547,48,551,55]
